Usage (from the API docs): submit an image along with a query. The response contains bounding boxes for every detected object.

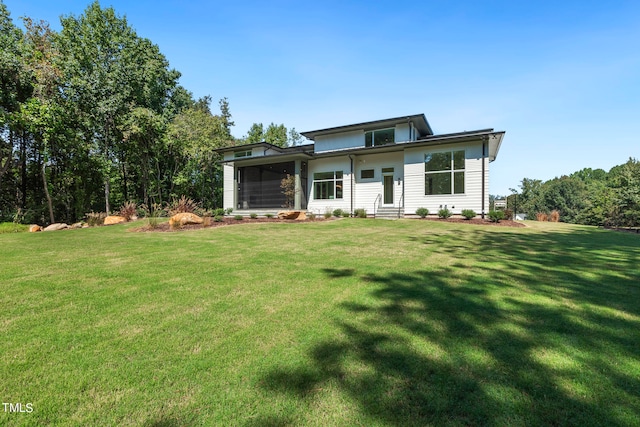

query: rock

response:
[104,215,127,225]
[70,222,85,229]
[277,210,307,220]
[43,223,69,231]
[29,224,42,232]
[169,212,204,228]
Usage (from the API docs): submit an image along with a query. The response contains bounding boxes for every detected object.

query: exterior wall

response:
[314,130,364,153]
[395,123,411,142]
[223,146,280,161]
[403,141,489,216]
[353,152,404,212]
[223,163,235,211]
[306,157,352,214]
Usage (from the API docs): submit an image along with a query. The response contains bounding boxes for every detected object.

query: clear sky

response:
[4,0,639,196]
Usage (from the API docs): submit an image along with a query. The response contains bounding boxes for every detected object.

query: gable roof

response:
[300,114,433,140]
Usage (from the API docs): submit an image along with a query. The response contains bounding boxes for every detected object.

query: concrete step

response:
[375,207,404,219]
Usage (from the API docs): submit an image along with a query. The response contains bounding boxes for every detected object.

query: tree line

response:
[499,158,640,227]
[0,1,300,225]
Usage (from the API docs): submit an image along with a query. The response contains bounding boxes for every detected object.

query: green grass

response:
[1,220,639,426]
[0,222,29,234]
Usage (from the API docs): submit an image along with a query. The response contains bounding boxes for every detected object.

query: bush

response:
[438,208,452,219]
[167,196,200,216]
[0,222,29,233]
[307,212,316,220]
[550,210,560,222]
[213,215,224,222]
[333,208,344,218]
[354,208,367,218]
[214,208,225,217]
[324,209,333,219]
[118,201,138,221]
[250,213,258,219]
[265,213,274,219]
[415,207,429,218]
[225,208,233,216]
[461,209,476,220]
[86,212,107,227]
[234,215,244,220]
[536,212,548,222]
[488,210,505,223]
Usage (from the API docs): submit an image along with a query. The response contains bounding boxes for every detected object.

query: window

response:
[314,171,343,200]
[365,128,395,147]
[361,169,374,179]
[234,150,252,158]
[424,150,465,195]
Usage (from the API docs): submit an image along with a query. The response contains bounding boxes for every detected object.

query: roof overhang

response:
[301,114,433,140]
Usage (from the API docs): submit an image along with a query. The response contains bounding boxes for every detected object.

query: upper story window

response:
[425,150,465,195]
[234,150,252,158]
[365,128,395,147]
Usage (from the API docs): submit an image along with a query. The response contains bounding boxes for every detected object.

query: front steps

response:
[374,207,404,219]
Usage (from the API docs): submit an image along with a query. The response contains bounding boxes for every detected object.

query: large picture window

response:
[365,128,395,147]
[313,171,343,200]
[425,150,465,195]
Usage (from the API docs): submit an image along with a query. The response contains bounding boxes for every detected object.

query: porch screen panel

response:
[237,162,294,208]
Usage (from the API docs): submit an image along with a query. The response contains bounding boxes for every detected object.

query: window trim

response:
[313,171,343,200]
[424,149,466,195]
[365,128,395,147]
[234,150,252,158]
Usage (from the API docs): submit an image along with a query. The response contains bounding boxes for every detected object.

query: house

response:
[216,114,505,218]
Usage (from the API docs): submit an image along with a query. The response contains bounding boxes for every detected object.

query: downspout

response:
[349,155,354,215]
[481,137,487,219]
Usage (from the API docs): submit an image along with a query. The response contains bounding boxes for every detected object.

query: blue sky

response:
[4,0,639,196]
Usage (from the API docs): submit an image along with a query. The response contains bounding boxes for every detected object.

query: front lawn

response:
[1,220,639,426]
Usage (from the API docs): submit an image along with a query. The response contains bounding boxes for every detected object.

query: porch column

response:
[294,160,302,210]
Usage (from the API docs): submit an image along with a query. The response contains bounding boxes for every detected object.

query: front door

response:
[383,174,394,205]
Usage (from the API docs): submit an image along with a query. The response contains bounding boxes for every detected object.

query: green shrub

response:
[488,210,505,223]
[250,213,258,219]
[354,208,367,218]
[225,208,234,216]
[0,222,29,234]
[461,209,476,220]
[214,215,224,222]
[333,208,344,218]
[265,213,274,219]
[324,209,333,219]
[415,207,429,218]
[234,215,244,221]
[307,212,316,220]
[214,208,225,217]
[438,208,452,219]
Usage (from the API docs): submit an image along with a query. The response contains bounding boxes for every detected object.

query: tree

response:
[264,123,287,147]
[245,123,264,144]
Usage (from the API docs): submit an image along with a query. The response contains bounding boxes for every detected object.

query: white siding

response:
[353,152,404,212]
[403,141,490,216]
[395,123,410,142]
[223,163,235,211]
[314,130,364,153]
[307,157,352,214]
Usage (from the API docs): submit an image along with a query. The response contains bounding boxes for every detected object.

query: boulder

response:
[29,224,42,232]
[43,223,69,231]
[104,215,127,225]
[169,212,204,228]
[70,222,85,229]
[277,210,308,220]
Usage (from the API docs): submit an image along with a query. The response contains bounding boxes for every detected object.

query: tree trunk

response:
[104,178,110,215]
[42,162,55,224]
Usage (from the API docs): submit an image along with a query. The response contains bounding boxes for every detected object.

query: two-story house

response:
[216,114,505,218]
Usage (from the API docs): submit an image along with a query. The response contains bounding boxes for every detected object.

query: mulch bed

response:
[129,215,525,232]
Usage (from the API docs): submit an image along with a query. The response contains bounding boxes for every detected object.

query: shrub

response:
[536,212,548,222]
[461,209,476,220]
[550,210,560,222]
[265,213,274,219]
[333,208,344,218]
[488,210,505,223]
[213,215,224,222]
[214,208,225,217]
[503,209,513,221]
[234,215,244,221]
[307,212,316,220]
[438,208,452,219]
[168,196,200,216]
[86,212,107,227]
[225,208,234,216]
[118,201,138,221]
[0,222,29,233]
[342,211,350,218]
[415,207,429,218]
[354,208,367,218]
[324,209,333,219]
[250,213,258,219]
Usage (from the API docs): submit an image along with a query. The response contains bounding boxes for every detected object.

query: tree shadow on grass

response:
[259,227,640,426]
